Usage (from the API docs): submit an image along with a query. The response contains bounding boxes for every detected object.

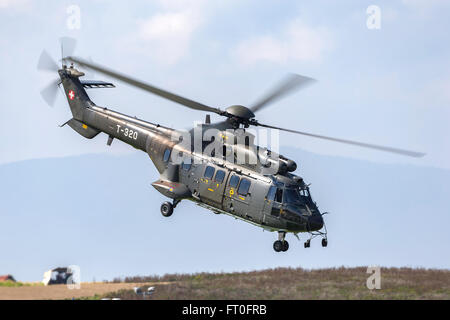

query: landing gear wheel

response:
[322,238,328,247]
[281,241,289,252]
[304,240,311,248]
[273,240,283,252]
[160,202,173,217]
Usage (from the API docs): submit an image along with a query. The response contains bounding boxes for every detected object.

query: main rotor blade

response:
[255,122,425,158]
[60,37,77,63]
[67,56,223,114]
[250,74,316,113]
[60,37,77,56]
[37,50,58,72]
[40,79,60,106]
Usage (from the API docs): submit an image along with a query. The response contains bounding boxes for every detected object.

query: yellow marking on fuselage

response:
[82,124,88,129]
[208,188,214,192]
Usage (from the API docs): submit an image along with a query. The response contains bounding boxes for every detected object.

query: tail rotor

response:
[37,50,59,73]
[37,37,77,107]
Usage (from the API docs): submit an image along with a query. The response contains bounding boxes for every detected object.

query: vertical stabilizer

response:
[59,65,93,121]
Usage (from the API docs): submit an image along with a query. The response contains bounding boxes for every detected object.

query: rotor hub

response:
[225,105,255,120]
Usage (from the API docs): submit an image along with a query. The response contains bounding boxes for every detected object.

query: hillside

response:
[0,267,447,299]
[102,267,450,300]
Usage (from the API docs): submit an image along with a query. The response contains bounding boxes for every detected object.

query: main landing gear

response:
[160,199,180,217]
[273,231,289,252]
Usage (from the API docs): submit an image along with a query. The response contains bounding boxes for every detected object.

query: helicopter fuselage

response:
[57,65,325,252]
[72,101,324,234]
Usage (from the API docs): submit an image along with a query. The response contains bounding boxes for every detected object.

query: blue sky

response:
[0,0,449,168]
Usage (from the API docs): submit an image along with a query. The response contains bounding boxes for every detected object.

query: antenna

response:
[59,37,77,69]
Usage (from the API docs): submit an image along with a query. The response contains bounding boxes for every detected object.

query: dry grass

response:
[0,282,162,300]
[105,267,450,300]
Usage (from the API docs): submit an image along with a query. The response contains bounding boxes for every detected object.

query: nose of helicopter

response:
[307,215,324,231]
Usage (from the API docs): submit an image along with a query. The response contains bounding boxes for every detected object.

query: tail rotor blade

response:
[40,79,60,107]
[37,50,58,72]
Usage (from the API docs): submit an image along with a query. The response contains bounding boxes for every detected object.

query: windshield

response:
[284,188,300,203]
[283,188,311,205]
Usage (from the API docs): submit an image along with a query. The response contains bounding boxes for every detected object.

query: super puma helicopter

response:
[38,41,425,252]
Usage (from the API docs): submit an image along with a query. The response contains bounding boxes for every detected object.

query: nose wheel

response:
[273,232,289,252]
[304,236,328,248]
[304,218,328,248]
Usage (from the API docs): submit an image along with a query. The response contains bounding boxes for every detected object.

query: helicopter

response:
[37,41,425,252]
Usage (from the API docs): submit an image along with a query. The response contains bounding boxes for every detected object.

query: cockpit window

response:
[275,188,283,203]
[282,187,313,205]
[284,188,301,203]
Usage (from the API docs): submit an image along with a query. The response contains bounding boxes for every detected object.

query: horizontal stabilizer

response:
[67,118,100,139]
[80,80,115,89]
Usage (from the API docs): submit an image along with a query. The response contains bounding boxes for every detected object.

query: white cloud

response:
[134,1,209,65]
[0,0,30,10]
[232,19,332,65]
[137,10,202,65]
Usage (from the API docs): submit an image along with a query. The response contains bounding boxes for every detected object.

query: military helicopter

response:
[38,40,424,252]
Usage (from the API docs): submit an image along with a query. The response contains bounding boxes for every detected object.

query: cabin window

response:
[214,170,225,183]
[238,178,251,196]
[266,186,277,201]
[163,148,171,162]
[229,175,240,188]
[182,158,191,171]
[204,166,215,179]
